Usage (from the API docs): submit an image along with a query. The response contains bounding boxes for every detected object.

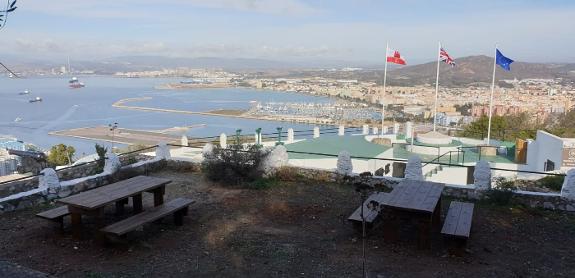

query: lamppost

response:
[276,127,284,146]
[109,122,118,152]
[235,129,242,146]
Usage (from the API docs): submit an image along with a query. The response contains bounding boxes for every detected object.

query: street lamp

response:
[109,122,118,152]
[276,127,284,146]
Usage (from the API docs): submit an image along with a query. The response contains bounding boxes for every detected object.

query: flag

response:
[496,49,513,71]
[386,50,406,65]
[440,48,455,67]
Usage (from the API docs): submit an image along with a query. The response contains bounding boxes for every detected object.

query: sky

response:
[2,0,575,65]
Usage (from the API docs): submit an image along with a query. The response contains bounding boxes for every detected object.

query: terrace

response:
[1,166,574,277]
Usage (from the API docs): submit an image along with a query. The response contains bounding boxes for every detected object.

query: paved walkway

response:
[0,260,50,278]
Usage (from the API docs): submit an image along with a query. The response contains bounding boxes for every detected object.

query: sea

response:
[0,76,333,156]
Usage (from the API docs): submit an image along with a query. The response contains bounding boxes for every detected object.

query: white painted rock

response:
[393,123,400,134]
[561,168,575,200]
[181,135,189,147]
[202,143,214,159]
[220,133,227,148]
[103,149,122,175]
[155,142,171,160]
[474,160,492,190]
[362,125,369,135]
[287,128,294,143]
[39,168,60,195]
[261,145,289,177]
[337,150,353,176]
[405,155,423,181]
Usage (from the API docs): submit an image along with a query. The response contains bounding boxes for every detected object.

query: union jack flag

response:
[440,47,455,67]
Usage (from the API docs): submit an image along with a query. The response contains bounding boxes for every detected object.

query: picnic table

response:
[57,175,171,238]
[381,179,445,248]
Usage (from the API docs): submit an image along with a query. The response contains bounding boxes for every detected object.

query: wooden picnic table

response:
[58,175,171,238]
[381,179,445,248]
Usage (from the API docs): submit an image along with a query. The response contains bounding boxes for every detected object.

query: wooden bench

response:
[36,206,70,229]
[348,192,389,226]
[441,201,475,255]
[100,198,194,237]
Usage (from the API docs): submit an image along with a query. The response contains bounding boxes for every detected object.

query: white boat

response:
[69,77,85,89]
[14,117,22,122]
[29,97,42,103]
[18,90,30,95]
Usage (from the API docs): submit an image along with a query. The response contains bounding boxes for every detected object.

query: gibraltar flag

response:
[387,50,407,65]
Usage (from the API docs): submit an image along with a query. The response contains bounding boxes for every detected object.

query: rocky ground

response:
[1,170,574,277]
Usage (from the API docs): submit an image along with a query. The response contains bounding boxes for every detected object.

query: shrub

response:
[487,177,517,205]
[95,144,107,173]
[202,131,269,185]
[537,175,564,192]
[47,144,75,167]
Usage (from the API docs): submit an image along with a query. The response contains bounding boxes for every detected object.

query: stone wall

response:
[0,154,153,199]
[0,159,166,214]
[1,158,574,214]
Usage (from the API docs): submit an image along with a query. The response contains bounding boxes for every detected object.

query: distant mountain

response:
[106,56,295,70]
[385,55,575,86]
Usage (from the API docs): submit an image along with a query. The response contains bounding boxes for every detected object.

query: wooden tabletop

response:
[382,179,445,214]
[58,175,171,210]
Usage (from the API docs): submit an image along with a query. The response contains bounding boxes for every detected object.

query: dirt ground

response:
[1,170,574,278]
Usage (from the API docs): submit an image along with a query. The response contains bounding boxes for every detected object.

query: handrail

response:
[423,150,464,167]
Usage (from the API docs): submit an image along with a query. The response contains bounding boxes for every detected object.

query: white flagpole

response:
[486,44,498,145]
[382,42,389,135]
[433,42,441,132]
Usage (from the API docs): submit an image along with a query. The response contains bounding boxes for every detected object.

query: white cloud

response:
[23,0,319,18]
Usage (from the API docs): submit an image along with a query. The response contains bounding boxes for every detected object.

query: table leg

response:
[153,186,165,207]
[418,218,432,250]
[133,193,143,213]
[70,212,82,239]
[432,197,442,231]
[383,213,400,242]
[115,198,127,215]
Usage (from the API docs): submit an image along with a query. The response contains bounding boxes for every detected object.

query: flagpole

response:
[486,44,498,145]
[382,42,388,135]
[433,42,441,132]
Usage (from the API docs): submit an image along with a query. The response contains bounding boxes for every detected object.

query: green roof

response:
[286,135,390,159]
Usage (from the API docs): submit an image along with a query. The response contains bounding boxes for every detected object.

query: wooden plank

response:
[441,201,474,238]
[101,198,194,235]
[454,202,474,237]
[36,206,70,220]
[382,180,444,214]
[441,201,462,235]
[348,192,389,223]
[58,176,171,210]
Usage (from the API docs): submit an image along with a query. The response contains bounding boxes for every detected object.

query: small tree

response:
[47,144,75,167]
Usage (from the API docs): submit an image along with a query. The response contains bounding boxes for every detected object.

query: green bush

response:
[487,177,517,205]
[47,144,75,167]
[202,130,269,185]
[537,175,564,192]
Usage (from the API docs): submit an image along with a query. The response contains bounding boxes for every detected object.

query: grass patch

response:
[537,175,564,192]
[248,178,280,190]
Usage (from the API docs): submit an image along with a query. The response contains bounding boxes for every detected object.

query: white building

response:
[522,130,575,172]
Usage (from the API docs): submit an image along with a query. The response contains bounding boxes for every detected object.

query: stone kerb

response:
[336,150,353,176]
[474,160,492,190]
[287,128,295,143]
[561,169,575,200]
[405,155,423,180]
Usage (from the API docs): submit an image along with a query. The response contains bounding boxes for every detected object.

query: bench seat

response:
[100,198,194,236]
[348,192,389,223]
[441,201,474,255]
[36,206,70,229]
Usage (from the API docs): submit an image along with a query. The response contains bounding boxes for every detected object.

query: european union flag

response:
[496,49,513,71]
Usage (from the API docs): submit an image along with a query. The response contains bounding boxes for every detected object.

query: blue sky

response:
[2,0,575,64]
